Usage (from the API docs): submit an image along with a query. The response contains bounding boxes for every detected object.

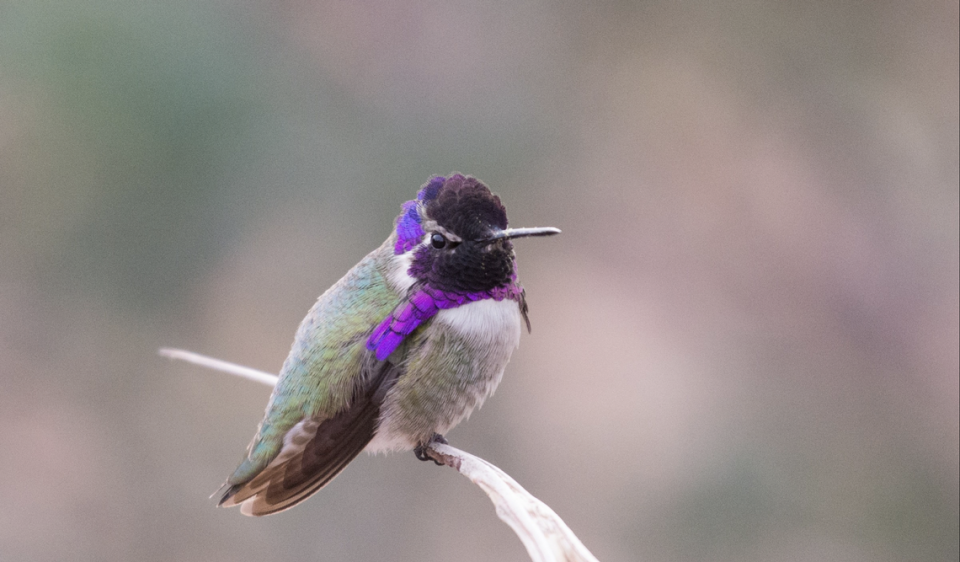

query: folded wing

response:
[219,361,400,516]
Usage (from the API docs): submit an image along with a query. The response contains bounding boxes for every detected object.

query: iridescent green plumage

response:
[227,237,400,486]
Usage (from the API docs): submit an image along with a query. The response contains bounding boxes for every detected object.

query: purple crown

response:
[393,175,450,254]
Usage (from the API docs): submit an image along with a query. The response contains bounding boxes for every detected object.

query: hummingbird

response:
[217,173,560,516]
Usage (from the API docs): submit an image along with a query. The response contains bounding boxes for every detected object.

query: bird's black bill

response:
[484,227,561,242]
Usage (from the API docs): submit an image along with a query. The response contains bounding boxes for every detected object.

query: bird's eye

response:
[431,233,447,249]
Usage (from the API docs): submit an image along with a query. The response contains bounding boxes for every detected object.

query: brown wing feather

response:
[219,360,400,516]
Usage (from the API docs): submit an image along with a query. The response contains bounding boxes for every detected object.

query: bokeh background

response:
[1,2,957,561]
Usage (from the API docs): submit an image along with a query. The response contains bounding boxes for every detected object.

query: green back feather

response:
[230,240,401,484]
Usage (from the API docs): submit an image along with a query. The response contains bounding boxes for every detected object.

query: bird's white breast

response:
[434,297,523,412]
[434,297,522,353]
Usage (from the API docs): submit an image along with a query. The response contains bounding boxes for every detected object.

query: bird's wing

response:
[218,358,401,516]
[217,246,405,516]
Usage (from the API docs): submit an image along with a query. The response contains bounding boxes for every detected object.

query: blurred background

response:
[1,1,957,561]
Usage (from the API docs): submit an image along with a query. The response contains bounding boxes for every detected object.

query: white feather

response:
[386,250,416,293]
[435,298,522,352]
[272,418,320,462]
[364,428,416,453]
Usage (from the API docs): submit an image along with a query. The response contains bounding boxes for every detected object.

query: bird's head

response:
[393,174,559,294]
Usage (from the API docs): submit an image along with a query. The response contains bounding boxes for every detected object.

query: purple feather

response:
[417,176,446,201]
[392,175,452,255]
[394,200,424,254]
[366,283,522,361]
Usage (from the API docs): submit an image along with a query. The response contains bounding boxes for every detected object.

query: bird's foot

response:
[414,433,448,465]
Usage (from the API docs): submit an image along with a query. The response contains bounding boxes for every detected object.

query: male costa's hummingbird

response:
[218,174,560,516]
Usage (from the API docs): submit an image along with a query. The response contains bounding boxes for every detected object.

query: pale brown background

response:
[1,2,957,561]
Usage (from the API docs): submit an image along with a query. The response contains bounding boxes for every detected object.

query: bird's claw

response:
[414,433,448,465]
